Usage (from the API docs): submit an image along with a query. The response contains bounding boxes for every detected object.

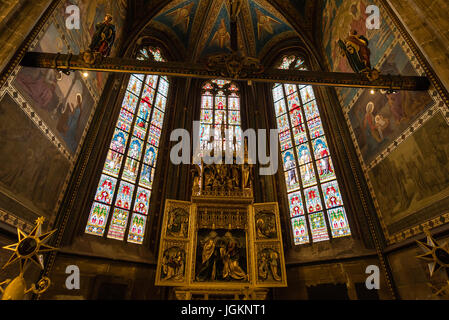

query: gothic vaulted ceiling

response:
[138,0,315,62]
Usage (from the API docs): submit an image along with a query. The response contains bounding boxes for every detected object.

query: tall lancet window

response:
[273,55,351,245]
[197,80,242,160]
[85,47,169,244]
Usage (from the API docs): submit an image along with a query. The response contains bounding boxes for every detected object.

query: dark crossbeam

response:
[20,52,430,91]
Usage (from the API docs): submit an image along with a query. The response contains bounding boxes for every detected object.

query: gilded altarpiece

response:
[156,162,287,299]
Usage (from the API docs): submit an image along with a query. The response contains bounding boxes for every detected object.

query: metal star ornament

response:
[2,217,57,272]
[416,230,449,277]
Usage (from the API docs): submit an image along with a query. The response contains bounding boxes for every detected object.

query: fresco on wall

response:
[322,0,394,105]
[348,44,434,164]
[368,113,449,235]
[13,0,126,155]
[0,94,71,217]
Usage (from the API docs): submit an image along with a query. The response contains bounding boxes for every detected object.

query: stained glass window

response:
[86,47,169,244]
[273,55,351,245]
[197,81,242,159]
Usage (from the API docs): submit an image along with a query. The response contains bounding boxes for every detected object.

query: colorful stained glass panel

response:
[107,209,129,240]
[304,186,323,213]
[284,84,297,95]
[229,110,240,125]
[317,157,336,182]
[274,99,287,116]
[308,117,324,138]
[288,191,305,217]
[122,157,139,183]
[117,109,133,132]
[328,207,351,238]
[297,143,312,165]
[128,138,143,161]
[94,174,117,205]
[287,93,300,110]
[273,85,284,102]
[127,76,143,95]
[139,165,154,189]
[85,202,110,236]
[303,100,320,121]
[110,129,128,154]
[138,102,151,122]
[282,149,296,171]
[309,212,329,242]
[277,114,289,133]
[128,213,147,244]
[148,125,161,146]
[155,94,167,112]
[200,109,213,124]
[151,109,165,128]
[322,180,344,209]
[300,163,316,188]
[133,118,148,140]
[141,85,155,105]
[144,145,158,167]
[292,216,309,245]
[146,74,159,88]
[115,181,135,210]
[312,137,330,160]
[158,79,169,97]
[103,150,123,177]
[300,86,315,103]
[215,95,226,109]
[285,168,300,192]
[134,187,151,215]
[122,91,139,114]
[293,125,307,145]
[289,107,303,127]
[228,96,240,110]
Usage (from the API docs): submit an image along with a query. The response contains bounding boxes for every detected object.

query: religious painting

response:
[0,94,71,221]
[248,0,293,53]
[255,211,277,239]
[14,65,95,154]
[166,208,189,238]
[195,229,248,283]
[161,246,187,282]
[201,5,231,57]
[368,113,449,236]
[152,1,198,47]
[348,44,434,165]
[256,247,282,283]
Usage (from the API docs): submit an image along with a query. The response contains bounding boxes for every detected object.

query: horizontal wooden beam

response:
[20,52,430,91]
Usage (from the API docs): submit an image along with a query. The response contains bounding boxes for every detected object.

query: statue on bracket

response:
[83,14,116,64]
[338,30,379,81]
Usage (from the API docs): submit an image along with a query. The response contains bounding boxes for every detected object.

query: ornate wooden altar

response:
[155,153,287,300]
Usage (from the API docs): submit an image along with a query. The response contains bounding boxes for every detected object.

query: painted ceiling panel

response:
[148,0,306,60]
